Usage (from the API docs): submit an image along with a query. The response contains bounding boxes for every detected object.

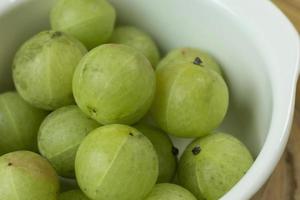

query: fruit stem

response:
[193,57,203,66]
[192,146,201,155]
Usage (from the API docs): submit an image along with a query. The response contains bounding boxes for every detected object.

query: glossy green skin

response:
[75,124,159,200]
[59,190,89,200]
[110,26,160,67]
[151,63,229,138]
[13,31,87,110]
[0,92,47,155]
[178,133,254,200]
[134,124,177,183]
[73,44,156,125]
[51,0,116,50]
[157,47,222,75]
[0,151,59,200]
[38,105,99,178]
[145,183,197,200]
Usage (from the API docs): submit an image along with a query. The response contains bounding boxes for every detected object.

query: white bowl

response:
[0,0,299,199]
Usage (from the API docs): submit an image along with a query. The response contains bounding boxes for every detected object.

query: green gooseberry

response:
[134,123,177,183]
[157,47,222,75]
[59,190,89,200]
[151,62,229,138]
[178,133,254,200]
[73,44,156,125]
[13,30,87,110]
[145,183,197,200]
[110,26,160,67]
[0,151,59,200]
[38,105,99,178]
[50,0,116,50]
[75,124,159,200]
[0,91,47,155]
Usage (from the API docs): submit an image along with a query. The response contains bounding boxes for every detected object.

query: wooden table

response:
[252,1,300,199]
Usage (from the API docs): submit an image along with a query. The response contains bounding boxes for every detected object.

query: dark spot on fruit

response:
[192,145,201,155]
[87,106,97,115]
[181,50,186,55]
[193,57,203,66]
[172,146,179,156]
[51,31,63,39]
[8,162,12,166]
[129,132,133,136]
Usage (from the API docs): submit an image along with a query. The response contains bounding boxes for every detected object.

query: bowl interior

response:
[0,0,272,157]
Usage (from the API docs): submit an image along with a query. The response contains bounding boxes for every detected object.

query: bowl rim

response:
[219,0,300,199]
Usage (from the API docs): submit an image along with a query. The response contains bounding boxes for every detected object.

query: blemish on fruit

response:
[192,145,201,155]
[172,146,179,156]
[51,31,63,39]
[8,162,12,166]
[87,106,97,115]
[129,132,134,136]
[193,57,203,66]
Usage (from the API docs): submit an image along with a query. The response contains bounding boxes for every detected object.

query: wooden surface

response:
[252,1,300,199]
